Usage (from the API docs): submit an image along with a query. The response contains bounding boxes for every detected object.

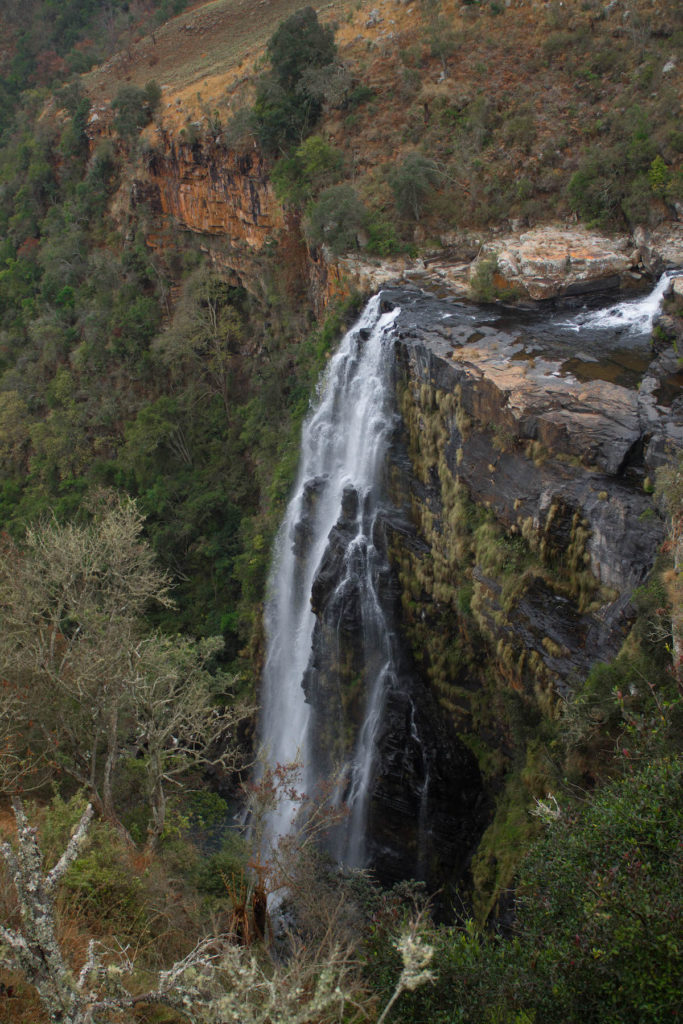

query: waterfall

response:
[259,295,401,856]
[556,269,680,334]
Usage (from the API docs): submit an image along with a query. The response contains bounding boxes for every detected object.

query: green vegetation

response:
[0,2,681,1021]
[249,7,338,155]
[304,183,367,253]
[0,0,189,134]
[112,80,162,141]
[369,757,682,1024]
[389,152,441,222]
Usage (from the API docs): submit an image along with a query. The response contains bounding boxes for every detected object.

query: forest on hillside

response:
[0,2,681,1022]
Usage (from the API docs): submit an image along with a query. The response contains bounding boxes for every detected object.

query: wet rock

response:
[386,286,676,692]
[304,491,483,891]
[292,475,327,559]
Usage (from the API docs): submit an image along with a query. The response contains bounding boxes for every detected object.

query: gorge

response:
[0,1,681,1018]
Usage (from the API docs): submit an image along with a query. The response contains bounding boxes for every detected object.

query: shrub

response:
[649,154,671,196]
[516,757,683,1024]
[266,6,336,93]
[470,258,495,300]
[304,184,367,254]
[389,152,441,221]
[382,758,682,1024]
[502,113,536,154]
[345,84,375,109]
[567,148,623,227]
[112,80,161,141]
[365,214,402,257]
[272,135,343,205]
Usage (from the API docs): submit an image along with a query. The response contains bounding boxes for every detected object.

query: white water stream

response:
[259,296,400,855]
[555,269,680,334]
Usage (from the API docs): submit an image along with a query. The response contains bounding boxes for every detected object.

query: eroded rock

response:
[480,226,634,300]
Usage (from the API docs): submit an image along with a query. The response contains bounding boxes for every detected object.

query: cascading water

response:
[555,269,680,335]
[259,296,401,857]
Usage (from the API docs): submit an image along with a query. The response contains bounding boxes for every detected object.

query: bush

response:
[304,184,367,254]
[516,757,683,1024]
[266,6,336,93]
[365,214,402,257]
[112,81,161,141]
[271,135,343,205]
[567,148,623,227]
[382,758,683,1024]
[389,152,441,221]
[469,255,517,302]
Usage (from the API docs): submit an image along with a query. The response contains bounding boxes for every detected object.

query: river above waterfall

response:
[389,269,682,394]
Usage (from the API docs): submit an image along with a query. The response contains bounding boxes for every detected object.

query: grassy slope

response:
[82,0,682,237]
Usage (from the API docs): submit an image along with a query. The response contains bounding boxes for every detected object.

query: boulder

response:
[633,224,683,274]
[481,226,634,299]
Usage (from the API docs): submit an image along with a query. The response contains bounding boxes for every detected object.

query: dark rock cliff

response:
[302,484,485,891]
[384,286,679,687]
[299,283,680,907]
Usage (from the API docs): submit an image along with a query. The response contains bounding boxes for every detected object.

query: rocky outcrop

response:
[302,488,484,889]
[323,225,682,308]
[381,286,679,705]
[141,134,283,243]
[486,226,637,300]
[634,223,683,275]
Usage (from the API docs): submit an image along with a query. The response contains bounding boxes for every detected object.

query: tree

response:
[271,135,343,206]
[304,184,367,254]
[0,497,248,845]
[0,390,30,471]
[253,8,338,155]
[266,7,336,93]
[0,796,367,1024]
[112,81,161,142]
[129,633,248,846]
[153,268,244,422]
[389,152,441,222]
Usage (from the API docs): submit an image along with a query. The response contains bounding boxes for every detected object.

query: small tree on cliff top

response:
[253,8,338,155]
[267,7,336,93]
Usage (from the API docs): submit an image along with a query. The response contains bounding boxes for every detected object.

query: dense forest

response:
[0,0,681,1021]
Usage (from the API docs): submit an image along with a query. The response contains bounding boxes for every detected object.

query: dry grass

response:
[83,0,359,124]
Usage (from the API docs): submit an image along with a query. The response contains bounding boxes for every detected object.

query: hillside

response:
[79,0,683,240]
[0,2,682,1022]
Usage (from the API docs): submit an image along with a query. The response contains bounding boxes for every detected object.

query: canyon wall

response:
[127,134,681,908]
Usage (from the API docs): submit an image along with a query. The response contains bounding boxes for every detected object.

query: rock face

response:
[280,280,680,898]
[380,285,679,713]
[141,135,283,243]
[634,223,683,275]
[479,226,636,300]
[302,485,484,889]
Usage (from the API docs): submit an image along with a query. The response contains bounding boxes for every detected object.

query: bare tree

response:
[0,497,249,842]
[0,798,366,1024]
[130,633,252,848]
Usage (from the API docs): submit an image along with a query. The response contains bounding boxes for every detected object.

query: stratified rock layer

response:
[383,286,680,695]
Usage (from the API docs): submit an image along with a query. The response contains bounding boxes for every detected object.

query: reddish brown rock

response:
[140,136,283,244]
